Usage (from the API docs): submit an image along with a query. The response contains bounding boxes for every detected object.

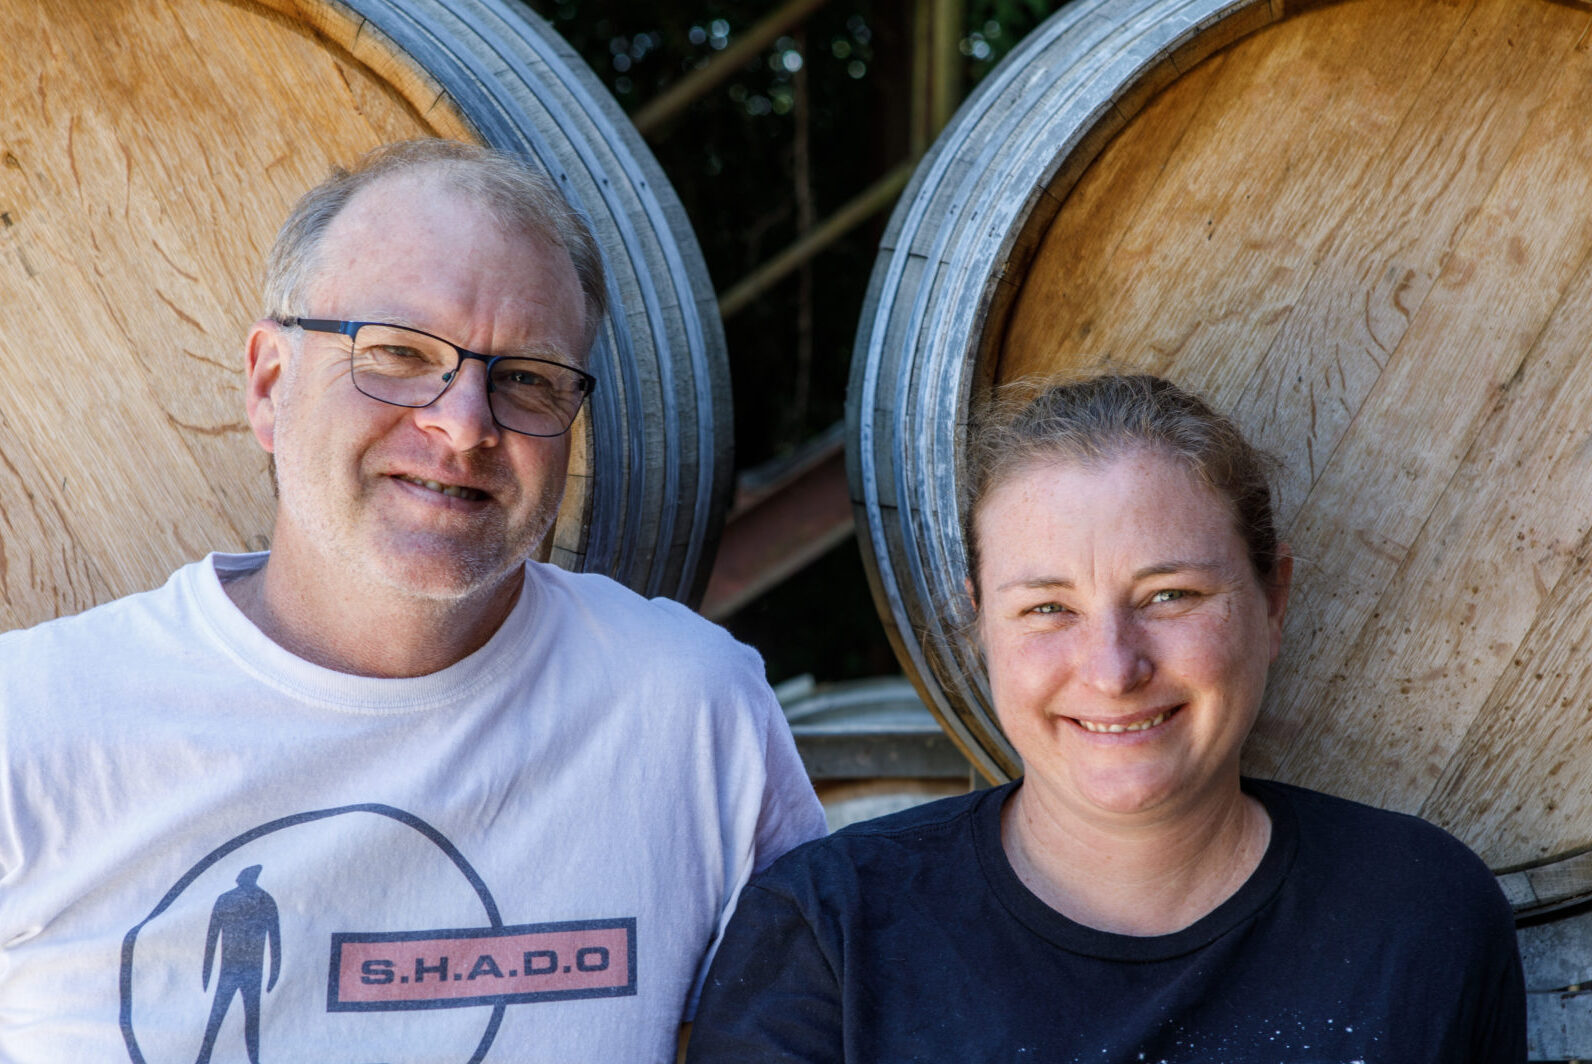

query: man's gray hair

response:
[262,139,607,355]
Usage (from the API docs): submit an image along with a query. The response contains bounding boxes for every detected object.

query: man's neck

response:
[221,552,524,678]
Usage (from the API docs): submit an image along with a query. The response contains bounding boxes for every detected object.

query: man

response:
[0,140,826,1062]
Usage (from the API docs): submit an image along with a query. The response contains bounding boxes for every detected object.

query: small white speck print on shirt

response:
[1062,1008,1381,1063]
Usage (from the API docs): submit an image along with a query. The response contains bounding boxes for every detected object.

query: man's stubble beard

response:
[267,372,566,607]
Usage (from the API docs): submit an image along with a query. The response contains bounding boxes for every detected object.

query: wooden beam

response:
[718,159,915,319]
[700,426,853,620]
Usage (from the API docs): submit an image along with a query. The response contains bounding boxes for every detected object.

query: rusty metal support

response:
[717,158,915,320]
[631,0,835,137]
[686,0,975,618]
[699,423,853,620]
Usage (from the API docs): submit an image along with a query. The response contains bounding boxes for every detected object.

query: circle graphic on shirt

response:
[119,804,635,1064]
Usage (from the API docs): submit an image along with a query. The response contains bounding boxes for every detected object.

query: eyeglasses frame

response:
[278,317,597,438]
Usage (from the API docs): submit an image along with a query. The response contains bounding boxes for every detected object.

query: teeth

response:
[1077,710,1172,734]
[399,475,486,501]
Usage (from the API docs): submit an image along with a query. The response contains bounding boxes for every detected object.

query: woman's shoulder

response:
[1253,777,1476,851]
[751,785,1007,900]
[1251,778,1508,919]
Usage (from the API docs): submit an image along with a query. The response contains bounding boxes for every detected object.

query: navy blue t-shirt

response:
[687,779,1523,1063]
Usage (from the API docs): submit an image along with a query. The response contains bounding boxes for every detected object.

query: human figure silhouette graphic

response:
[195,864,281,1064]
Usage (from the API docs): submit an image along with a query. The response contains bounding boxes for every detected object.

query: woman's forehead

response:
[982,446,1214,511]
[975,450,1248,573]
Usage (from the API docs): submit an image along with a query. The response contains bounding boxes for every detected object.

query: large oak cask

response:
[848,0,1592,910]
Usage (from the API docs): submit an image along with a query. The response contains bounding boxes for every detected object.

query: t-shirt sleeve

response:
[751,701,828,875]
[681,647,826,1021]
[685,880,844,1064]
[1467,899,1526,1064]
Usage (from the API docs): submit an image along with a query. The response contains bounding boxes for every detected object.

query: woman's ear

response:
[1266,544,1294,662]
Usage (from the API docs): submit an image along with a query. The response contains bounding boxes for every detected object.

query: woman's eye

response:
[1029,603,1066,615]
[1149,589,1190,605]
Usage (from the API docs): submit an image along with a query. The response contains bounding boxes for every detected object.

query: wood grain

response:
[0,0,424,629]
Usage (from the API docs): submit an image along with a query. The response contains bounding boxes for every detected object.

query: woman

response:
[686,374,1524,1062]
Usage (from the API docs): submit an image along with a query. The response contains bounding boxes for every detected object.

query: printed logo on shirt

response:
[328,919,636,1010]
[118,804,637,1064]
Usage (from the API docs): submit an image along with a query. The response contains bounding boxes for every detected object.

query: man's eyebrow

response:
[503,339,576,361]
[359,320,571,358]
[365,315,429,332]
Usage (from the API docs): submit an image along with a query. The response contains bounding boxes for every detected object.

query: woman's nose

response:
[1075,613,1152,696]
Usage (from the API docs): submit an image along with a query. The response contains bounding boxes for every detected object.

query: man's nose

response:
[413,356,501,450]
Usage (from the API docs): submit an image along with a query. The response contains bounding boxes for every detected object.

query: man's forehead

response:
[314,168,572,287]
[303,166,586,358]
[326,168,487,241]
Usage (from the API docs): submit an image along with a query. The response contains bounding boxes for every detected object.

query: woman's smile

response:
[1070,704,1183,735]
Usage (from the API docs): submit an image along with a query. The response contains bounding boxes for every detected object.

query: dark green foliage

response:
[520,0,1060,468]
[517,0,1065,679]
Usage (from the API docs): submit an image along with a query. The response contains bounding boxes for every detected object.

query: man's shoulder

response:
[0,559,203,656]
[0,560,212,722]
[527,561,755,662]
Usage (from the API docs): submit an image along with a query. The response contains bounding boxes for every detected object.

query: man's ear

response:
[244,320,290,454]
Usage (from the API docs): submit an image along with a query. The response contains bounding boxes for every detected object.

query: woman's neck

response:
[1000,778,1271,936]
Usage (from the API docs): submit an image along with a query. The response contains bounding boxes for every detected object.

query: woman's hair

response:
[262,139,607,354]
[962,374,1281,596]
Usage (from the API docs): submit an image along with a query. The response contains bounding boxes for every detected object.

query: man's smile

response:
[393,474,490,502]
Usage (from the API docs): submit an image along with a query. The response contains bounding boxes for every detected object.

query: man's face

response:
[245,170,588,605]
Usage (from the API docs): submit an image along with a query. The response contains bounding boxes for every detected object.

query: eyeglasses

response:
[280,318,596,438]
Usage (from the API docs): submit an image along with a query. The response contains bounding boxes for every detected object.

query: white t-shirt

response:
[0,553,826,1063]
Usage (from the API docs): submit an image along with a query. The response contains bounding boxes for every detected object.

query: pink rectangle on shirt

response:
[328,918,635,1010]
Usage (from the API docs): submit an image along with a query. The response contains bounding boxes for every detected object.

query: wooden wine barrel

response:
[848,0,1592,910]
[0,0,729,630]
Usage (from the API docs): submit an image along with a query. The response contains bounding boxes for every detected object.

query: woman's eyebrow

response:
[994,576,1073,593]
[1133,560,1225,580]
[994,561,1227,594]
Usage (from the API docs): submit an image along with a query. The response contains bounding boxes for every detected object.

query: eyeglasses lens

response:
[348,324,589,437]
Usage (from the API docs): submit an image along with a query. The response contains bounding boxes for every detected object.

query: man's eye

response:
[1030,603,1066,615]
[375,345,426,360]
[503,369,552,389]
[1149,589,1190,604]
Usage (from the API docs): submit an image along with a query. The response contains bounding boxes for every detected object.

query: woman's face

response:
[974,448,1290,823]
